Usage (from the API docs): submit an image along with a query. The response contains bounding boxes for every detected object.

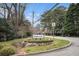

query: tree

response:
[64,3,79,36]
[0,3,31,41]
[0,18,14,41]
[40,6,66,35]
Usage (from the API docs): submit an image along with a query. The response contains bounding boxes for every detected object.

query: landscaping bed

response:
[23,39,70,55]
[0,37,71,56]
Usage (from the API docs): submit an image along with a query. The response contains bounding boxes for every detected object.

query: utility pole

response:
[32,11,35,35]
[32,11,34,27]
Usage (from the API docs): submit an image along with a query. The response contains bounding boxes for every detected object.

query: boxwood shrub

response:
[0,44,5,50]
[0,46,16,56]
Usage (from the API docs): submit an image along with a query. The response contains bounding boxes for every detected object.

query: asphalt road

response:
[30,36,79,56]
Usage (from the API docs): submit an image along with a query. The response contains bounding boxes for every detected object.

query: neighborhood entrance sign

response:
[33,34,44,38]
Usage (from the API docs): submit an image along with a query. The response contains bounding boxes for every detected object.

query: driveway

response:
[30,36,79,56]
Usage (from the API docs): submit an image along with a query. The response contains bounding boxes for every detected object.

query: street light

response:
[52,22,56,39]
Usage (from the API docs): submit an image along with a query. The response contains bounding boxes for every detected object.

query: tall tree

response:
[64,3,79,36]
[0,3,31,40]
[40,6,66,35]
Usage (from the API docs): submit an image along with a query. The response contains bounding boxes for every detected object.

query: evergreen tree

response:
[64,3,79,36]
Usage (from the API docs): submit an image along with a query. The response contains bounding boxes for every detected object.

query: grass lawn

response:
[0,38,30,46]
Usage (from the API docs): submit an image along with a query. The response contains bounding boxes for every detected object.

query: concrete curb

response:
[14,39,72,56]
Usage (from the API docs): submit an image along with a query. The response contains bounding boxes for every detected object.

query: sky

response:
[24,3,70,26]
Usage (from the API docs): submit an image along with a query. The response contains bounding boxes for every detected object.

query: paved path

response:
[30,36,79,56]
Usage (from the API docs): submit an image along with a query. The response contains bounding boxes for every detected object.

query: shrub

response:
[0,44,4,50]
[26,32,32,37]
[0,46,16,56]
